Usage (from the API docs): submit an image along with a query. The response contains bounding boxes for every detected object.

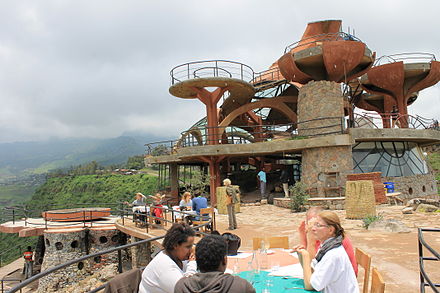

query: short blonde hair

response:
[223,178,231,186]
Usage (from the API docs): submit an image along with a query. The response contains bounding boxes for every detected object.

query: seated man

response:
[292,206,358,276]
[174,235,255,293]
[192,194,208,219]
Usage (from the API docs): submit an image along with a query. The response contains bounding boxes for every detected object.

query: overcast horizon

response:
[1,0,439,143]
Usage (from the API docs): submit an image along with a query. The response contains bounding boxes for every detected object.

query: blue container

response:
[384,182,395,193]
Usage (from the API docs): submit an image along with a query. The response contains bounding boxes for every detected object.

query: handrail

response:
[374,53,436,66]
[170,60,255,85]
[284,32,362,54]
[351,112,440,130]
[7,206,213,293]
[418,228,440,293]
[145,117,345,154]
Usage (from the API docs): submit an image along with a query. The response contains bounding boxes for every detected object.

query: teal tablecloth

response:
[238,271,319,293]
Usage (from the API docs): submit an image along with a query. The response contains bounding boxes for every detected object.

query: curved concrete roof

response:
[169,77,254,100]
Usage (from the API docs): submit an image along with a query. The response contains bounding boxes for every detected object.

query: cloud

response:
[0,0,439,143]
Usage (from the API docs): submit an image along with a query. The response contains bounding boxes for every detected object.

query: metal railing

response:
[374,53,436,66]
[0,246,22,268]
[418,228,440,293]
[145,117,346,154]
[351,112,440,130]
[284,32,362,54]
[170,60,255,85]
[6,206,214,293]
[2,203,123,231]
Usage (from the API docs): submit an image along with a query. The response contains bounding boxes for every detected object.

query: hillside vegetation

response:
[26,173,158,213]
[1,173,158,266]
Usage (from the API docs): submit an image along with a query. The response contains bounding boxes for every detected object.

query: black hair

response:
[195,235,227,272]
[27,246,32,251]
[162,223,195,252]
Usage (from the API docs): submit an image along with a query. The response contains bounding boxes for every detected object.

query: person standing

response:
[257,167,267,199]
[223,178,239,230]
[23,246,33,279]
[280,166,290,198]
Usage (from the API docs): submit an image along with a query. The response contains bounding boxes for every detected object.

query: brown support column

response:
[169,163,179,204]
[191,87,229,145]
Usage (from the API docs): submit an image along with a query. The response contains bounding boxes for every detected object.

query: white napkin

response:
[268,263,304,278]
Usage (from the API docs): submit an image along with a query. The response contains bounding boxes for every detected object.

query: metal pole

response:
[117,250,122,273]
[12,209,15,224]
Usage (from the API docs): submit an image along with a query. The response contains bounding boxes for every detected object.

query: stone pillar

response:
[34,235,45,267]
[38,230,88,292]
[297,81,344,136]
[298,81,352,198]
[88,229,120,267]
[130,236,151,268]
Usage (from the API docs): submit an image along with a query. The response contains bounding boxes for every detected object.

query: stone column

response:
[297,80,344,136]
[297,81,352,198]
[130,236,151,268]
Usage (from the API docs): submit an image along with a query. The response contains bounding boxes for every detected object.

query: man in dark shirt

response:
[192,194,208,215]
[174,235,255,293]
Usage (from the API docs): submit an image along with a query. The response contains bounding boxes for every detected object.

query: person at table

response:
[298,211,359,293]
[179,192,193,211]
[223,178,239,230]
[292,206,358,276]
[139,223,197,293]
[192,193,208,216]
[124,192,146,206]
[174,235,255,293]
[150,193,165,224]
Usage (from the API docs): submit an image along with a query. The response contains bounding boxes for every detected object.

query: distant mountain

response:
[0,134,169,180]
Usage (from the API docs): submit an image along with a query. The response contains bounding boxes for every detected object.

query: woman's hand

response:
[291,244,306,252]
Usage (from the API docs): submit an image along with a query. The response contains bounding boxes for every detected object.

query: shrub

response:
[362,214,383,229]
[289,182,309,212]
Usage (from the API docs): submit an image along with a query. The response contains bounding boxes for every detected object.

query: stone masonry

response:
[38,228,121,292]
[297,80,352,198]
[383,173,439,200]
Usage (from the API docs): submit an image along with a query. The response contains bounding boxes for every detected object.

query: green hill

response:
[1,172,159,266]
[26,173,158,213]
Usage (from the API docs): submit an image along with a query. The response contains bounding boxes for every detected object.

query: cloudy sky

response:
[0,0,439,143]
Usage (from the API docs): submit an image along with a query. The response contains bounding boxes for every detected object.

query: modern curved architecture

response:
[146,20,440,208]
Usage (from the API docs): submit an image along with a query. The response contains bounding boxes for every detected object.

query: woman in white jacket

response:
[138,223,197,293]
[299,211,359,293]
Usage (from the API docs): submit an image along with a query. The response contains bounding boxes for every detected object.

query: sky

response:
[0,0,439,143]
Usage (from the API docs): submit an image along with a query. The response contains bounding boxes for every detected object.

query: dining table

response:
[227,249,319,293]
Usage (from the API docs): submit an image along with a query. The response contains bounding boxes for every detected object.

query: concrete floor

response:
[214,204,440,293]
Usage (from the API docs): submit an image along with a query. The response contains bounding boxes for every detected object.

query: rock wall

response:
[38,228,122,292]
[301,146,353,197]
[383,173,439,200]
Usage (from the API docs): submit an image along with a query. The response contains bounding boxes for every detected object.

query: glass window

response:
[352,141,428,177]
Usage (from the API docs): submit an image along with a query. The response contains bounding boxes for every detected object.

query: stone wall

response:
[38,228,122,292]
[301,146,353,197]
[297,80,344,136]
[383,173,439,200]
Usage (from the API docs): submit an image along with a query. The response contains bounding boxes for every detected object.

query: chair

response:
[356,247,372,293]
[370,267,385,293]
[268,236,289,249]
[192,207,215,232]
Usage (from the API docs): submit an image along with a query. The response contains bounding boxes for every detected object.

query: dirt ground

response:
[214,204,440,293]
